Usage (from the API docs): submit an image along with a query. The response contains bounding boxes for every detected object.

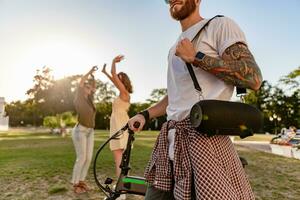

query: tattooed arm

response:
[192,42,262,90]
[176,39,263,91]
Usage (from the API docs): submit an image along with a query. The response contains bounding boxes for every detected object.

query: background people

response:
[102,55,133,180]
[71,66,97,194]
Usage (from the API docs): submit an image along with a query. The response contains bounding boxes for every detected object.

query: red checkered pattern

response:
[144,118,255,200]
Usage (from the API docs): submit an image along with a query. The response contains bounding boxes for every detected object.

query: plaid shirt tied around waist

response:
[144,118,255,200]
[144,118,195,199]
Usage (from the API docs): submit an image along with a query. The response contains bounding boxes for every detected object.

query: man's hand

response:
[175,38,197,63]
[128,114,146,132]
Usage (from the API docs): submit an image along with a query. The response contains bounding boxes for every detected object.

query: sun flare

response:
[23,38,106,79]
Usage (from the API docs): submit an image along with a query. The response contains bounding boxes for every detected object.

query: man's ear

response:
[195,0,201,6]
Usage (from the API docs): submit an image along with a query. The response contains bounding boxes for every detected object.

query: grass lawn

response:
[0,130,299,200]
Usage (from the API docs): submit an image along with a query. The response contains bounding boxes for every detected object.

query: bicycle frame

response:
[93,124,248,199]
[93,124,147,200]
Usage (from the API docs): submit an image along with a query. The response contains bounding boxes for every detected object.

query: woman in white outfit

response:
[72,66,97,194]
[102,55,132,189]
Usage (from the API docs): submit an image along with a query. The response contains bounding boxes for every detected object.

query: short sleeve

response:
[213,17,248,57]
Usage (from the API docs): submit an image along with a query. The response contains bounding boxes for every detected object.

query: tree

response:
[279,66,300,91]
[5,100,43,127]
[41,75,78,115]
[43,111,77,134]
[24,66,116,126]
[276,67,300,129]
[60,111,77,127]
[145,88,168,130]
[6,66,118,127]
[244,81,274,132]
[94,81,116,103]
[245,67,300,133]
[43,116,59,130]
[26,66,54,102]
[146,88,167,104]
[94,102,113,130]
[26,72,79,123]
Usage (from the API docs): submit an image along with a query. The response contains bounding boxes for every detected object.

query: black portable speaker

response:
[190,100,263,139]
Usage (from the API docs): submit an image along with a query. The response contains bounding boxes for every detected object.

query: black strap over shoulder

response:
[191,15,224,43]
[185,15,247,96]
[236,87,247,96]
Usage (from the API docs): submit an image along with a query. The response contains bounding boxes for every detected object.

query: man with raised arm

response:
[129,0,262,199]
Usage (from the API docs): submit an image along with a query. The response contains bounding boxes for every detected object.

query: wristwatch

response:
[195,51,206,61]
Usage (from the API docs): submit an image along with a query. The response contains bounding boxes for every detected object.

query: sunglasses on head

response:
[164,0,170,4]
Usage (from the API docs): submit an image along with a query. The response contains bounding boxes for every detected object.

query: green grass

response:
[0,130,299,200]
[237,145,300,199]
[48,185,68,194]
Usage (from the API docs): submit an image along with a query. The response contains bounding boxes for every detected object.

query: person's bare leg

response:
[113,149,124,177]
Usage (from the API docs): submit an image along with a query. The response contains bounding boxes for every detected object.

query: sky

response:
[0,0,299,103]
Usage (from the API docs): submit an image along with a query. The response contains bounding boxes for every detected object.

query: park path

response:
[234,141,271,153]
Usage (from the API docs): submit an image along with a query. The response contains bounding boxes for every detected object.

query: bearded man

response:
[129,0,262,199]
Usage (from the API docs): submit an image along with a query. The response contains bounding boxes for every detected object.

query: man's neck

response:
[180,10,203,32]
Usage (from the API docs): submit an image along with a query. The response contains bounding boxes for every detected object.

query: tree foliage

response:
[43,112,77,128]
[6,66,300,132]
[245,67,300,133]
[146,88,167,104]
[279,66,300,90]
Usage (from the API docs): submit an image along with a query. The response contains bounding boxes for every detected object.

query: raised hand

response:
[89,65,98,74]
[112,55,125,64]
[101,63,107,73]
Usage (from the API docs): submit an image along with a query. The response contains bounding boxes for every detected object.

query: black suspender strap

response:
[186,15,223,94]
[191,15,224,44]
[236,87,247,96]
[185,15,247,96]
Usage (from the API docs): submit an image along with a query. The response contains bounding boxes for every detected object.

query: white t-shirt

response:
[167,17,247,160]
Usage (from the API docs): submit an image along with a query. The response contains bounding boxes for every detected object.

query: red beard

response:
[170,0,197,21]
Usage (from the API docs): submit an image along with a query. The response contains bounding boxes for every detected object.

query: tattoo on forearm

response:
[192,43,263,90]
